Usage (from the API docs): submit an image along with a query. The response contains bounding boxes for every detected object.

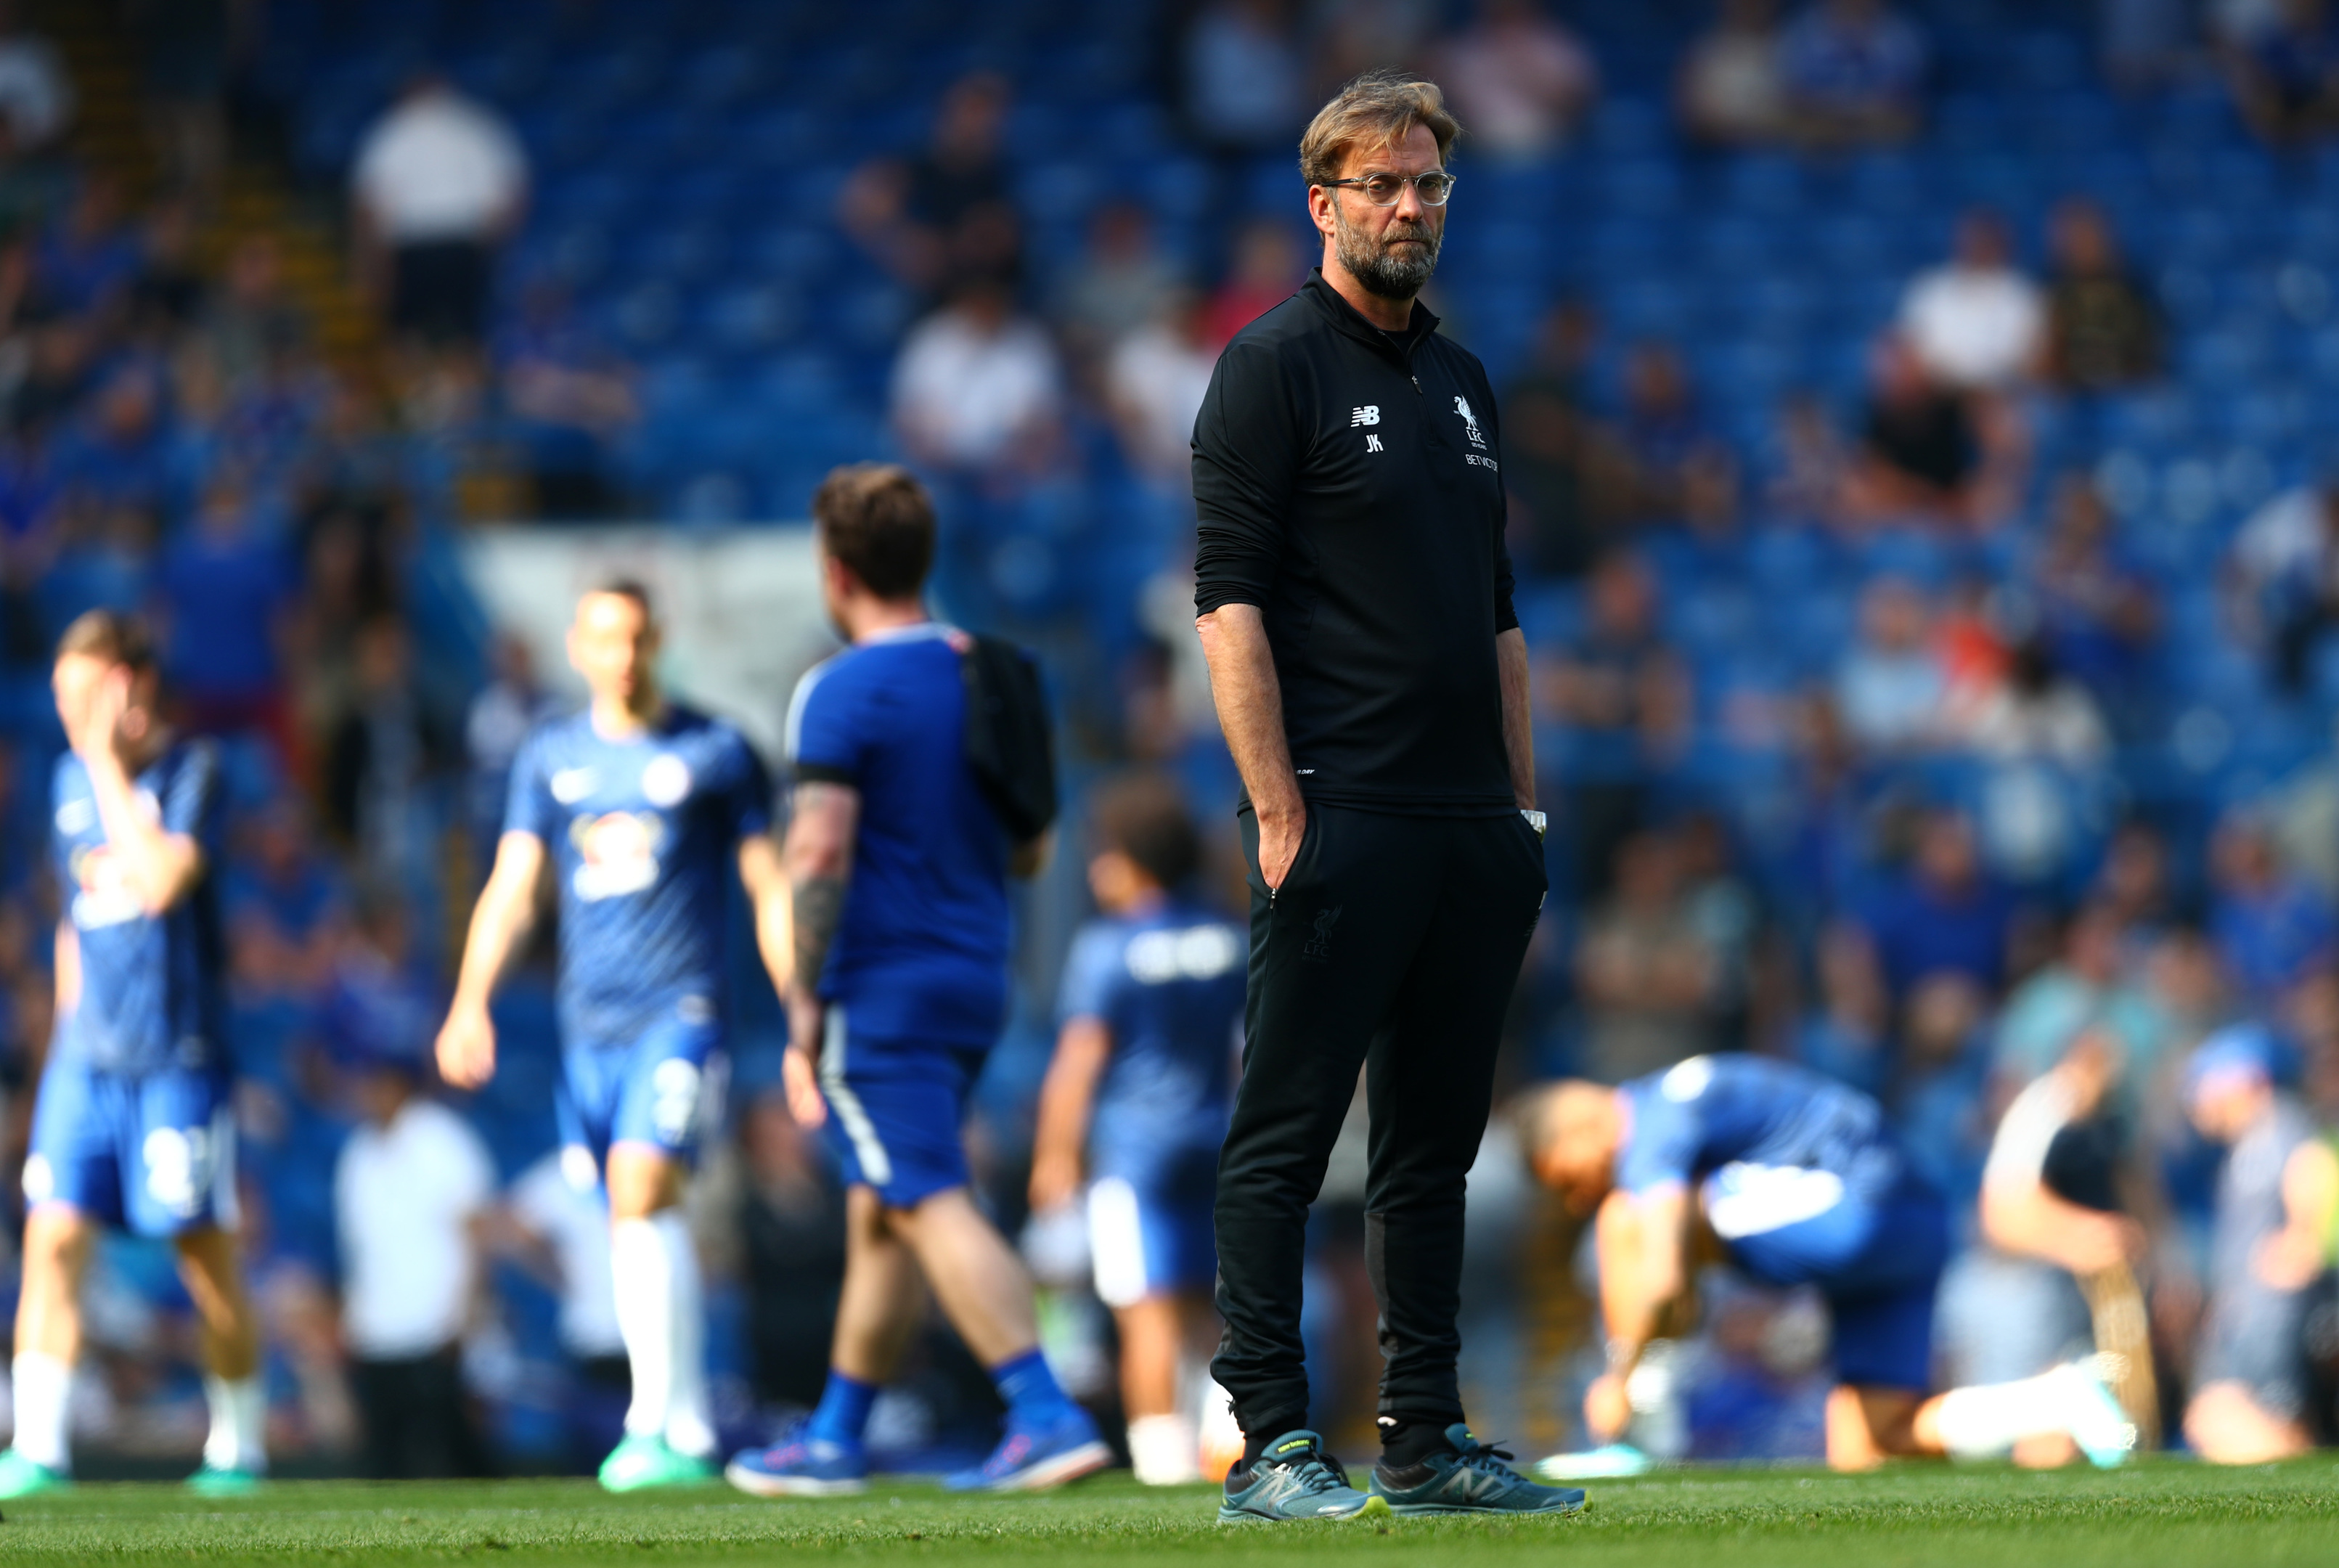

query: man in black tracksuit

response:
[1192,74,1576,1522]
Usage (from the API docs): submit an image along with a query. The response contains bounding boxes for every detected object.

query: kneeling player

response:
[1521,1055,2136,1471]
[1,613,266,1497]
[1029,774,1243,1485]
[437,583,794,1490]
[2181,1028,2339,1463]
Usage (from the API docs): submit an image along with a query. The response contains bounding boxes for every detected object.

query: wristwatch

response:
[1521,809,1547,840]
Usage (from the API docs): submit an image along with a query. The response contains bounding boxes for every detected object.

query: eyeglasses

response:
[1322,171,1456,207]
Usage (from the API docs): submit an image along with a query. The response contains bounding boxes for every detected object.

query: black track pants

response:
[1212,803,1547,1436]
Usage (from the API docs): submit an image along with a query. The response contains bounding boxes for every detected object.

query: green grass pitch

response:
[3,1460,2333,1567]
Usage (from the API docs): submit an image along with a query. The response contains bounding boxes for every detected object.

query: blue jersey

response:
[1618,1054,1903,1212]
[51,741,228,1077]
[785,624,1011,1047]
[505,704,772,1044]
[1058,899,1244,1171]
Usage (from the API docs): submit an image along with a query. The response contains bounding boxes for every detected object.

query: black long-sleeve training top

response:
[1192,271,1518,817]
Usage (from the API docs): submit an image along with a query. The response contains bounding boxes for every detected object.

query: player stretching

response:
[1029,774,1244,1486]
[0,613,266,1498]
[726,463,1109,1497]
[436,582,792,1491]
[1522,1055,2137,1472]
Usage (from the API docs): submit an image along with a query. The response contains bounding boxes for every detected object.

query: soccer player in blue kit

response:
[0,613,267,1498]
[726,463,1109,1497]
[1522,1055,2136,1471]
[436,581,793,1491]
[1029,773,1244,1486]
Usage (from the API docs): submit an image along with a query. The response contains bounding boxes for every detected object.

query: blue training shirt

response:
[785,624,1011,1047]
[505,703,772,1045]
[1617,1054,1904,1223]
[1057,897,1244,1171]
[52,740,229,1077]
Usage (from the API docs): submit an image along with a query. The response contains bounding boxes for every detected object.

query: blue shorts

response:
[817,1005,987,1210]
[1710,1165,1949,1392]
[25,1052,237,1238]
[1086,1141,1217,1308]
[558,1005,723,1185]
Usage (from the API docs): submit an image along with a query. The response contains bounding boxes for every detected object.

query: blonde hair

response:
[1299,70,1461,187]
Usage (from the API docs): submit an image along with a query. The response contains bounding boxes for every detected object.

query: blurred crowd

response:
[0,0,2335,1474]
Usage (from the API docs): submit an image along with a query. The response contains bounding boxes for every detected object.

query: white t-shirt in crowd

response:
[1108,323,1215,486]
[335,1098,497,1360]
[891,307,1061,469]
[353,89,527,245]
[1900,263,2045,390]
[510,1151,625,1360]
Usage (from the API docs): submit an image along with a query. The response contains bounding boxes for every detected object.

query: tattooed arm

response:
[777,780,860,1127]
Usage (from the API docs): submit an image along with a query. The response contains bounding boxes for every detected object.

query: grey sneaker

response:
[1217,1430,1393,1524]
[1371,1424,1589,1517]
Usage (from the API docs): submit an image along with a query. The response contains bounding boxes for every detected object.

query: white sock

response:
[203,1374,268,1474]
[11,1353,73,1471]
[654,1210,714,1460]
[1127,1413,1201,1485]
[611,1213,714,1458]
[1930,1371,2072,1458]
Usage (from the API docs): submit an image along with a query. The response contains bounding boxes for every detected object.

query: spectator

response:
[2029,475,2160,712]
[1181,0,1307,155]
[1575,830,1722,1083]
[1795,923,1891,1094]
[1107,290,1217,491]
[1617,340,1713,518]
[35,175,141,319]
[0,1,70,152]
[840,71,1021,300]
[1201,217,1302,349]
[2232,475,2339,693]
[1858,809,2019,998]
[155,475,298,750]
[351,73,528,349]
[1840,335,1993,528]
[1954,637,2113,768]
[2181,1027,2338,1461]
[223,796,348,997]
[1766,391,1854,525]
[332,1013,495,1480]
[461,633,552,875]
[1889,970,1994,1209]
[1996,905,2173,1093]
[50,362,181,520]
[1834,576,1945,754]
[323,616,452,895]
[199,237,309,393]
[1053,202,1185,365]
[130,195,207,339]
[1779,0,1930,146]
[1436,0,1601,158]
[1541,551,1691,897]
[889,277,1063,478]
[1679,0,1792,147]
[2227,0,2339,145]
[2208,813,2335,1005]
[1900,211,2044,393]
[494,281,635,518]
[2042,200,2160,393]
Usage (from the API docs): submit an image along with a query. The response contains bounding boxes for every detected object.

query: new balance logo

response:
[1350,404,1380,426]
[1366,433,1384,453]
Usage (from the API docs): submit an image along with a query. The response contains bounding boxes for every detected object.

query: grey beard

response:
[1334,208,1440,300]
